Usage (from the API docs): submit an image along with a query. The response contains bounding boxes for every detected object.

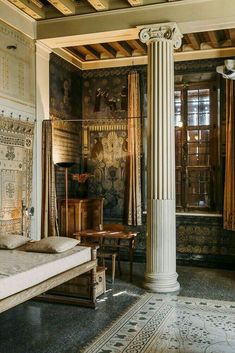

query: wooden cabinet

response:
[58,198,103,237]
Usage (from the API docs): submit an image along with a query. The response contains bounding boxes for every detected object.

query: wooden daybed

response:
[0,246,97,314]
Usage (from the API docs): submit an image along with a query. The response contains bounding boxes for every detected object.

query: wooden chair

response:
[98,250,117,283]
[98,224,125,283]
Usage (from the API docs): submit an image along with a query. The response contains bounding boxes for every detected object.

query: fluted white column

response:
[139,23,182,292]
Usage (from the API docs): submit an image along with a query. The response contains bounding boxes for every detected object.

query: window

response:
[175,83,218,212]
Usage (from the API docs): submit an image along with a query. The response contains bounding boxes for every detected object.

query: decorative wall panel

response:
[0,117,34,236]
[0,20,35,108]
[176,215,235,262]
[131,216,235,269]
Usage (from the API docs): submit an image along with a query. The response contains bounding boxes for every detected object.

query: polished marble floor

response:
[0,264,235,353]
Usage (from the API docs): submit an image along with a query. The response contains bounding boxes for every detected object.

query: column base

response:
[144,272,180,293]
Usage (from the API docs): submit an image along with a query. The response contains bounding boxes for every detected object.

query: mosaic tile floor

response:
[83,293,235,353]
[1,265,235,353]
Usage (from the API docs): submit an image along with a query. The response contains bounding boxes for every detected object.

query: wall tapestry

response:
[85,121,128,221]
[50,54,82,120]
[0,117,34,236]
[82,75,128,120]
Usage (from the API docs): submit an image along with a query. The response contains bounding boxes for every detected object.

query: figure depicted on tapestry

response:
[83,75,128,119]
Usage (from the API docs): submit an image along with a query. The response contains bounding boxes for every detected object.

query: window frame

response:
[175,81,218,213]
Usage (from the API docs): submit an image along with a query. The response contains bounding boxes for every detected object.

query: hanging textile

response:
[224,80,235,231]
[41,120,59,237]
[126,71,142,226]
[0,117,34,236]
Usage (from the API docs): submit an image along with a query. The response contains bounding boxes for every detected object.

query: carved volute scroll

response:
[139,23,182,49]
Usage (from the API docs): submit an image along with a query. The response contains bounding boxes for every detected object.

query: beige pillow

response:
[0,234,30,249]
[24,236,79,253]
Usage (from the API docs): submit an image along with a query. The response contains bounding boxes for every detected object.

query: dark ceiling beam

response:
[228,28,235,44]
[84,45,101,59]
[65,47,86,61]
[99,43,117,57]
[108,41,133,56]
[185,33,200,50]
[117,41,133,56]
[128,39,147,54]
[206,30,219,48]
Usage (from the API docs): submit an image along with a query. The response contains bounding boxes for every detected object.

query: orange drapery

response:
[126,71,142,226]
[224,80,235,231]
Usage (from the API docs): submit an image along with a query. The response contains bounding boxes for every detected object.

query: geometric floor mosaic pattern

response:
[83,293,235,353]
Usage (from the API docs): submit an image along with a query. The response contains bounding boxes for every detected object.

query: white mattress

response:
[0,246,91,300]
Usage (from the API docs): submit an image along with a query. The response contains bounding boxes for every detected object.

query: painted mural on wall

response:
[87,124,128,220]
[83,74,128,119]
[50,54,82,120]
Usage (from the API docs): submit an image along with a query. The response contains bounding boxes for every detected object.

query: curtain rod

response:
[48,116,147,122]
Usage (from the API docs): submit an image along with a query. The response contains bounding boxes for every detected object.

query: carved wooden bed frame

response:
[0,247,97,314]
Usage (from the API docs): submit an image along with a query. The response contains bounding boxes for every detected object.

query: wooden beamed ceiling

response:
[7,0,182,19]
[6,0,235,68]
[64,28,235,63]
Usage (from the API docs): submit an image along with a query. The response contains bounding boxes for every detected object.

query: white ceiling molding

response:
[0,0,36,38]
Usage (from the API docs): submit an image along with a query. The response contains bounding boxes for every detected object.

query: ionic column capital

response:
[139,23,182,49]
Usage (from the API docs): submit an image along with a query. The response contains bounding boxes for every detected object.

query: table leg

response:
[117,238,122,275]
[111,253,117,283]
[129,238,135,282]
